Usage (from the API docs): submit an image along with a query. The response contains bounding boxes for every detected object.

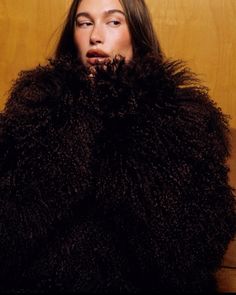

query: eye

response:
[108,20,121,27]
[76,20,93,28]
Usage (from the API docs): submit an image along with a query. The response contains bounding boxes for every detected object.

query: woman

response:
[0,0,235,292]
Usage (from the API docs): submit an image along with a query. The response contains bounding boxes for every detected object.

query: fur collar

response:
[6,54,201,119]
[47,54,202,119]
[3,54,230,161]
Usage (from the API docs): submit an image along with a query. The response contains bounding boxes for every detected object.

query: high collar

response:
[48,54,200,120]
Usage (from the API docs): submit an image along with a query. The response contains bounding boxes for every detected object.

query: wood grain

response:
[0,0,71,104]
[216,267,236,292]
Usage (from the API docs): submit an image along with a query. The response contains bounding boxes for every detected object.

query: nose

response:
[90,24,104,45]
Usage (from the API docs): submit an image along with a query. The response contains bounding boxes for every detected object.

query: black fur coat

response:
[0,55,235,293]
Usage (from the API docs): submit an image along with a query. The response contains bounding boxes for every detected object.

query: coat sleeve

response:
[0,67,57,281]
[0,65,91,283]
[93,70,236,292]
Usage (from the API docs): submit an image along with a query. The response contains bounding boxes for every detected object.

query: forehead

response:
[77,0,124,13]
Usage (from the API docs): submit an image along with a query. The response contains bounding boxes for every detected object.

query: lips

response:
[86,49,110,65]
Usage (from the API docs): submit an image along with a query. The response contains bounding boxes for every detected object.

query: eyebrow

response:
[75,9,125,20]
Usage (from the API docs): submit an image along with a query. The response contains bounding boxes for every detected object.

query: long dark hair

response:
[54,0,164,61]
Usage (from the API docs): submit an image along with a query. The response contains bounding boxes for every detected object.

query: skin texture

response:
[74,0,133,66]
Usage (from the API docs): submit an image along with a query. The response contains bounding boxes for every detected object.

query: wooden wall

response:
[0,0,235,291]
[0,0,70,101]
[0,0,236,129]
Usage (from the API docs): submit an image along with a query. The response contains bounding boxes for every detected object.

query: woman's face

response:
[74,0,133,66]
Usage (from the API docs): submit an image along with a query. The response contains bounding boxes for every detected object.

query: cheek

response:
[111,29,133,57]
[74,32,87,55]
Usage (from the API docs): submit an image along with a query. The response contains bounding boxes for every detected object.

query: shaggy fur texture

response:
[0,55,235,293]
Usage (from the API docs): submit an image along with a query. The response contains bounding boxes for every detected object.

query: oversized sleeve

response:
[0,67,58,282]
[0,64,92,285]
[92,58,236,293]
